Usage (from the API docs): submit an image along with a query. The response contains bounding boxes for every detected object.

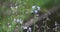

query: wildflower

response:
[23,26,28,32]
[16,19,20,23]
[37,6,40,10]
[16,25,19,28]
[32,6,36,9]
[19,20,23,24]
[7,23,11,28]
[31,6,35,13]
[34,10,38,14]
[8,23,10,25]
[8,25,11,28]
[14,18,23,24]
[15,6,18,9]
[23,26,28,29]
[10,4,14,11]
[55,21,58,26]
[14,18,17,22]
[10,6,13,9]
[14,18,19,23]
[27,27,32,32]
[19,19,23,24]
[46,17,50,21]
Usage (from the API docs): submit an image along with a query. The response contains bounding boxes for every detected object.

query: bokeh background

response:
[0,0,60,32]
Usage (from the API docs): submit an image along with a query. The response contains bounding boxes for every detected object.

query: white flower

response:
[37,6,40,10]
[23,26,28,29]
[55,21,58,26]
[16,25,19,28]
[17,19,20,22]
[34,10,38,13]
[14,18,23,24]
[32,6,36,9]
[10,6,14,10]
[29,27,32,31]
[19,19,23,24]
[27,27,32,32]
[46,17,50,20]
[20,21,23,24]
[15,6,18,9]
[7,23,10,25]
[8,25,11,28]
[14,18,16,22]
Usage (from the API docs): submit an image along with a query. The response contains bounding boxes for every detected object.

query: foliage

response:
[0,0,60,32]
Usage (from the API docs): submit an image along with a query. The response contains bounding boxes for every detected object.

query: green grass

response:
[0,0,60,32]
